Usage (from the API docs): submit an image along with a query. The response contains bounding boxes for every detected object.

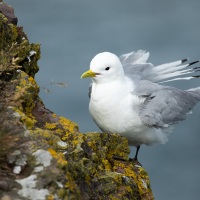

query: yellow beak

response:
[81,69,97,78]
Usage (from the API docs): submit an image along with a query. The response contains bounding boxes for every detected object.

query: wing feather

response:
[139,88,200,128]
[121,50,200,83]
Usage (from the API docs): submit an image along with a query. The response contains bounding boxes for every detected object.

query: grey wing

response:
[123,63,154,80]
[119,50,150,64]
[139,88,200,128]
[120,50,199,83]
[120,50,154,79]
[88,83,92,98]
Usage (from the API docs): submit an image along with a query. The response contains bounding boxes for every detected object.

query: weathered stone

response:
[0,1,154,200]
[0,2,17,25]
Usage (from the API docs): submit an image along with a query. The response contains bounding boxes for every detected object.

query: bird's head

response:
[81,52,124,83]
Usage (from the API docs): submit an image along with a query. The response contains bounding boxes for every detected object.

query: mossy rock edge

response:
[0,2,154,200]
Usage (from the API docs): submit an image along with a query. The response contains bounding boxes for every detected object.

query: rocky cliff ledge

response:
[0,2,154,200]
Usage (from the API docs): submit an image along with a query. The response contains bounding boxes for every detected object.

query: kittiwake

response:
[81,50,200,160]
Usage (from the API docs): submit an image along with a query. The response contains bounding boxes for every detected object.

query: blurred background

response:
[6,0,200,199]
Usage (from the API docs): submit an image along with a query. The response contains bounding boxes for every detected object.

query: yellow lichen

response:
[10,71,39,130]
[28,76,36,85]
[126,185,133,193]
[136,166,152,197]
[102,159,111,171]
[55,128,63,135]
[21,115,36,129]
[64,174,78,192]
[48,148,68,167]
[59,116,71,129]
[59,116,78,133]
[46,194,54,200]
[112,172,122,184]
[52,113,57,118]
[45,122,57,130]
[13,107,36,129]
[111,159,152,198]
[71,134,84,147]
[86,140,97,152]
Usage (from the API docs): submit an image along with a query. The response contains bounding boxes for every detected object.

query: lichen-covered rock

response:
[0,1,154,200]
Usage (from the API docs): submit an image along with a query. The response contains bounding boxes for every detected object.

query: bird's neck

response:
[91,76,131,101]
[92,74,125,85]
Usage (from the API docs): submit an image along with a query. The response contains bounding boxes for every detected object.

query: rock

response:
[0,1,154,200]
[0,2,17,25]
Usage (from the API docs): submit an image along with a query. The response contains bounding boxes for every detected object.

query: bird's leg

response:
[129,145,142,166]
[134,145,140,161]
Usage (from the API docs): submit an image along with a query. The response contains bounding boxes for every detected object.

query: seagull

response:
[81,50,200,161]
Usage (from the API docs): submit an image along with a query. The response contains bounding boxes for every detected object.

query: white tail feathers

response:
[121,50,200,83]
[187,87,200,93]
[187,87,200,99]
[151,59,200,82]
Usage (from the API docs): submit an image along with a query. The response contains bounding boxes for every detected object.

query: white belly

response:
[89,92,143,133]
[89,80,168,146]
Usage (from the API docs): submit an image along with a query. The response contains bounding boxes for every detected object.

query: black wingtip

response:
[181,58,189,63]
[188,60,200,66]
[193,66,200,70]
[192,75,200,78]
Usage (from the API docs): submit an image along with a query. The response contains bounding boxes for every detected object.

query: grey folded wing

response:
[139,88,200,128]
[88,83,92,98]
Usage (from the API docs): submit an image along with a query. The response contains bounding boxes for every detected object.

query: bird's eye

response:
[105,67,110,71]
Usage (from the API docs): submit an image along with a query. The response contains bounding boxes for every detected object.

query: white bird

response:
[81,50,200,160]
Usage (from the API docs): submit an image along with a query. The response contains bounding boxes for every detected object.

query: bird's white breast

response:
[89,78,146,137]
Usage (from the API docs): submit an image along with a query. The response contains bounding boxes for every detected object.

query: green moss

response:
[0,13,18,49]
[0,12,40,78]
[11,71,39,128]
